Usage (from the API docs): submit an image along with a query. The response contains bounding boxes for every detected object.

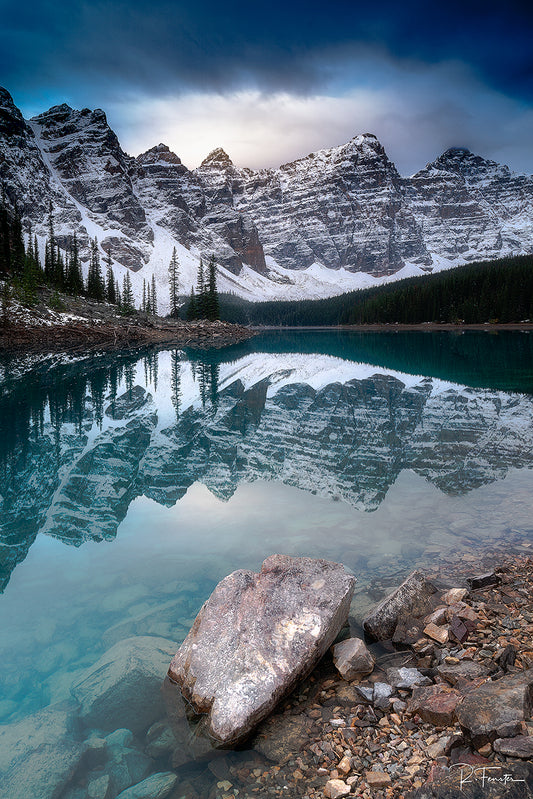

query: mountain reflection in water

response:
[1,330,532,593]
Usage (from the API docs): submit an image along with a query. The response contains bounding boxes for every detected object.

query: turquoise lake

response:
[1,330,533,798]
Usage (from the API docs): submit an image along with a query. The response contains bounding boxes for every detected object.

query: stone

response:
[168,555,355,745]
[324,778,351,798]
[337,755,351,775]
[424,622,449,644]
[115,772,178,799]
[254,713,312,762]
[365,770,392,787]
[466,572,501,590]
[72,636,177,734]
[88,775,111,799]
[456,668,533,746]
[437,660,489,685]
[332,637,375,681]
[0,701,84,799]
[493,735,533,758]
[145,721,177,758]
[441,588,468,604]
[363,570,437,641]
[373,682,394,709]
[386,667,432,689]
[104,732,152,796]
[425,607,448,626]
[408,684,463,726]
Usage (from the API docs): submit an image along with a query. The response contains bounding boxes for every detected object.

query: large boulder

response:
[0,701,85,799]
[363,570,437,641]
[72,636,177,734]
[167,554,355,745]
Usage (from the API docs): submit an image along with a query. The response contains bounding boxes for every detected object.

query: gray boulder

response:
[363,570,437,641]
[332,637,375,680]
[72,636,177,734]
[0,701,84,799]
[168,554,355,745]
[115,772,178,799]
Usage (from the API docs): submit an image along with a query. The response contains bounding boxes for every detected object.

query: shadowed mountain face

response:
[1,333,533,593]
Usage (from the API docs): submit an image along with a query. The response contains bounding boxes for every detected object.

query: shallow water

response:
[1,330,532,797]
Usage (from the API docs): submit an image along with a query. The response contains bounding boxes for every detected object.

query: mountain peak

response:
[136,143,183,166]
[200,147,233,168]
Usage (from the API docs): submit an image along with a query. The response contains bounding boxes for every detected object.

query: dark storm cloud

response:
[2,0,532,104]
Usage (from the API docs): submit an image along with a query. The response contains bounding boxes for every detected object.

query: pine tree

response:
[0,203,10,276]
[44,202,56,284]
[168,247,180,318]
[206,254,220,320]
[195,258,207,318]
[115,280,122,311]
[142,279,147,312]
[105,246,116,304]
[146,281,151,314]
[65,234,84,296]
[87,239,105,301]
[186,287,198,320]
[151,274,158,316]
[10,208,25,275]
[121,271,135,314]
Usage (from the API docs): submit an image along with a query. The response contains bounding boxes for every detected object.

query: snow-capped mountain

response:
[1,86,533,308]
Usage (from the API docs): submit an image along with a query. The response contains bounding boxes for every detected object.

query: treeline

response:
[0,201,137,313]
[217,254,533,326]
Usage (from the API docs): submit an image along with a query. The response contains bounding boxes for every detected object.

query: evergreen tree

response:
[44,202,56,284]
[168,247,180,318]
[0,202,10,276]
[142,279,147,312]
[146,281,151,314]
[151,274,158,316]
[206,254,220,320]
[195,258,207,318]
[10,208,25,275]
[115,279,122,311]
[121,271,135,314]
[65,234,84,296]
[104,246,116,304]
[186,287,198,320]
[87,239,105,301]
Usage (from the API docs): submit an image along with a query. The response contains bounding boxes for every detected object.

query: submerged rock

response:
[115,772,178,799]
[72,636,177,734]
[363,570,437,641]
[0,701,84,799]
[167,554,355,745]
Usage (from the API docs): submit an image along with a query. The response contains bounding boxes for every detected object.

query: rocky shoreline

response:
[0,288,255,353]
[1,552,532,799]
[0,316,255,353]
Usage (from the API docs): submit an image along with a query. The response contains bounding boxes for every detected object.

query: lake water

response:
[1,330,533,798]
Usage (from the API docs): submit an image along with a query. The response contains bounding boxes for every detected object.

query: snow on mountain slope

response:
[1,87,533,308]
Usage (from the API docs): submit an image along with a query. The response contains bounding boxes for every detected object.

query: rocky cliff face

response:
[1,350,532,592]
[1,87,532,299]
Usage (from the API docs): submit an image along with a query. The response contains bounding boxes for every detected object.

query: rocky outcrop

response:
[167,554,356,745]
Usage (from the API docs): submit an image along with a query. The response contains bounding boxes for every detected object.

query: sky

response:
[1,0,532,175]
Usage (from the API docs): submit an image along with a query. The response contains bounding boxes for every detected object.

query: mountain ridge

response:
[1,86,532,308]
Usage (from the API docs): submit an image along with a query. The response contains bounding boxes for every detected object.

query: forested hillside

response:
[217,255,533,326]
